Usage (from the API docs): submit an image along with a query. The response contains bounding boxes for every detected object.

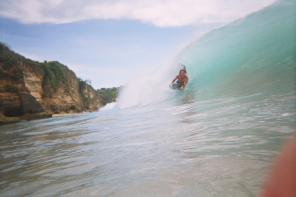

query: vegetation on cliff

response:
[96,87,119,106]
[0,43,25,81]
[42,61,68,89]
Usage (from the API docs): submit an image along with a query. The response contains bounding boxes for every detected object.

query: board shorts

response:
[171,81,182,89]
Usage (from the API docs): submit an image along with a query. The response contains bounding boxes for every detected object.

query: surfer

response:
[171,67,188,90]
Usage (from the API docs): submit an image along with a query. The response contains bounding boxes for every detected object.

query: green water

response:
[180,0,296,97]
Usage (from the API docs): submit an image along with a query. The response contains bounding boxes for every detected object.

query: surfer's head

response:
[179,69,186,75]
[179,64,187,75]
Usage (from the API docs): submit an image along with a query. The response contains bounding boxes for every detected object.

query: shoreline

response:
[0,109,100,126]
[0,112,52,126]
[52,110,98,117]
[0,102,118,126]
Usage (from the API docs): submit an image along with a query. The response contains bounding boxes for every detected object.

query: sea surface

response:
[0,94,295,197]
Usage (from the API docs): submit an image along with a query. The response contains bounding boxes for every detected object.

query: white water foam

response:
[100,102,117,111]
[118,60,181,108]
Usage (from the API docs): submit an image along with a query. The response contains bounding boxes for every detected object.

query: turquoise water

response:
[0,94,295,196]
[180,0,296,98]
[0,0,296,196]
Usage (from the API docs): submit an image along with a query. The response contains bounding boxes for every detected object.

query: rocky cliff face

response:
[0,43,101,124]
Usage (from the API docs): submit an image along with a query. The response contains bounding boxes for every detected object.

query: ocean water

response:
[0,93,295,197]
[0,0,296,196]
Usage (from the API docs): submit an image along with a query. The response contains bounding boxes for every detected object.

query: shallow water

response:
[0,92,295,197]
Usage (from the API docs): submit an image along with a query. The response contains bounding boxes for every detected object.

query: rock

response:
[0,42,101,125]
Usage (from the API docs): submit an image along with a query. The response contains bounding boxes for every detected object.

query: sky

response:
[0,0,275,88]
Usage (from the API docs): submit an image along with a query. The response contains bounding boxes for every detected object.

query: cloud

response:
[0,0,275,27]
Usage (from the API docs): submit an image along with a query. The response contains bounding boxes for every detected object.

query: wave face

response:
[180,0,296,98]
[119,0,296,107]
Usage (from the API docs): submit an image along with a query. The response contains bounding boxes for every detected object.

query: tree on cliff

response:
[96,87,119,106]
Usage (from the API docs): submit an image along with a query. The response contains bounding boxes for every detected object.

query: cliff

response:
[0,43,101,124]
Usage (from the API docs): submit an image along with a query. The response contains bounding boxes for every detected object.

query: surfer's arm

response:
[184,77,188,86]
[171,76,178,83]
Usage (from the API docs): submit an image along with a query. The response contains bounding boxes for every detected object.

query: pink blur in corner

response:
[263,134,296,197]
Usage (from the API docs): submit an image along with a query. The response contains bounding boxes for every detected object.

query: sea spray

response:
[100,102,118,111]
[118,60,182,108]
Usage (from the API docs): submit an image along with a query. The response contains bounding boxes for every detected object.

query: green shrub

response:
[42,61,67,89]
[0,43,18,70]
[96,87,119,105]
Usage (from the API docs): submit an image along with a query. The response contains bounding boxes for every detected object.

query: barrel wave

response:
[180,0,296,99]
[119,0,296,107]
